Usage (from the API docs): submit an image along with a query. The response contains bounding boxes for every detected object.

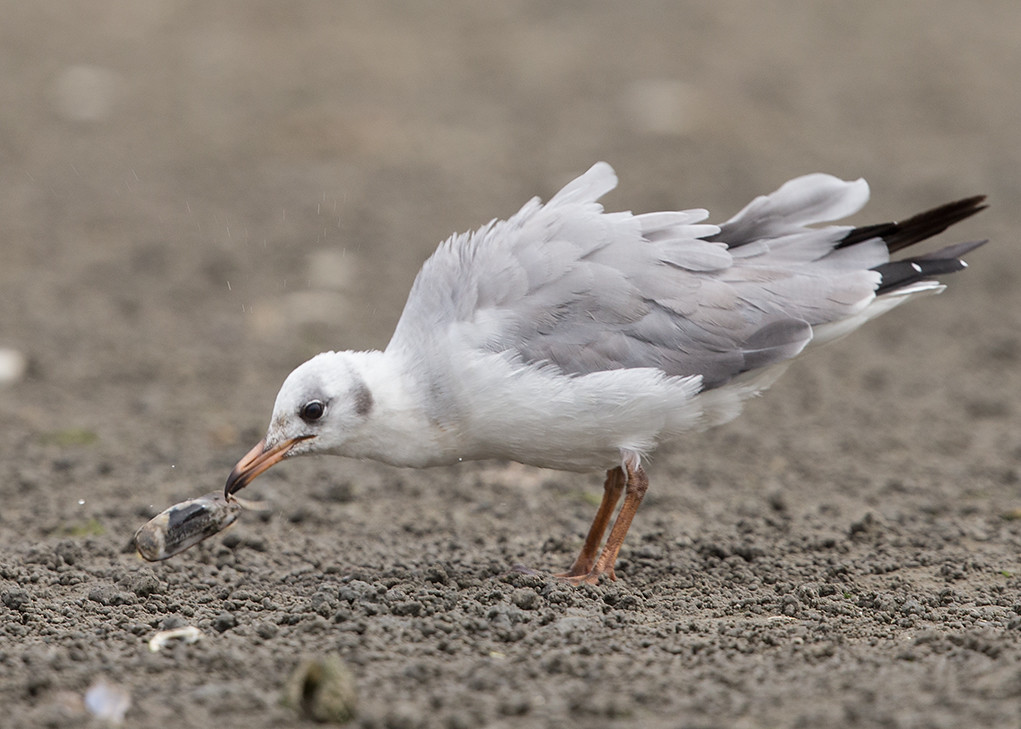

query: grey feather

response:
[387,163,981,398]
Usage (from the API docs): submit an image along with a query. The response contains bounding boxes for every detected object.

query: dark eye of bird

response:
[300,400,325,422]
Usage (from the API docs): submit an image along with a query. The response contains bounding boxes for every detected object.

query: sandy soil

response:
[2,2,1021,727]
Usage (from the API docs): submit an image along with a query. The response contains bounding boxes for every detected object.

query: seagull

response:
[225,163,985,585]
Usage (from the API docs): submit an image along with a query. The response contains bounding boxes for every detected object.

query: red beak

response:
[224,436,313,497]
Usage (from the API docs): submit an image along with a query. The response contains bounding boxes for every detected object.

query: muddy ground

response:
[3,2,1021,727]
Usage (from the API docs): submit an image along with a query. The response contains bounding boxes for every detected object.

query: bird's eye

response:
[300,400,325,422]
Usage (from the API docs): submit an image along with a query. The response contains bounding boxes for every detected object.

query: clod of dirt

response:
[282,654,358,724]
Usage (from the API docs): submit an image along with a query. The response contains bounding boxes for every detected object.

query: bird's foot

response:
[553,564,616,586]
[511,563,614,585]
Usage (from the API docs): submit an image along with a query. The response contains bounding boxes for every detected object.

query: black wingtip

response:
[839,194,988,253]
[873,239,987,295]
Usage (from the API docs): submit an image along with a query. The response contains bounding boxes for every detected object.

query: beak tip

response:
[224,466,246,498]
[224,436,309,498]
[224,438,268,498]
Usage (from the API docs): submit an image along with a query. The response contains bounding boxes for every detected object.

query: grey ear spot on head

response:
[353,384,373,417]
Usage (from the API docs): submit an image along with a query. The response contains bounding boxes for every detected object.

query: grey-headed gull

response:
[226,163,985,584]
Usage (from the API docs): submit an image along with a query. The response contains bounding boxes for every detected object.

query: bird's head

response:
[224,352,374,497]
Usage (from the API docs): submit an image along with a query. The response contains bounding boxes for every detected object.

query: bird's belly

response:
[471,436,629,473]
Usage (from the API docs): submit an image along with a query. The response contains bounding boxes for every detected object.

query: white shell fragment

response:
[84,679,131,725]
[148,625,203,652]
[0,348,27,385]
[134,492,243,561]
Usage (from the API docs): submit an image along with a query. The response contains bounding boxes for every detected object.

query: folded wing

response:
[388,163,981,393]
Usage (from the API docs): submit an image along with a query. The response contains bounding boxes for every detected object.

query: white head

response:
[224,351,375,496]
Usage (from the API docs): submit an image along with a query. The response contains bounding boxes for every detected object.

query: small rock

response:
[424,565,449,584]
[55,539,82,566]
[128,572,161,598]
[254,622,278,640]
[511,588,541,610]
[87,586,116,606]
[391,601,422,617]
[2,588,31,611]
[161,616,188,631]
[243,536,268,552]
[212,612,237,633]
[220,532,243,549]
[319,481,354,503]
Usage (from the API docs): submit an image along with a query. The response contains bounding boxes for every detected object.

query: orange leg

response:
[565,458,649,586]
[555,467,626,578]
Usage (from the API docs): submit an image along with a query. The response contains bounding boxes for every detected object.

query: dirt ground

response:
[3,2,1021,727]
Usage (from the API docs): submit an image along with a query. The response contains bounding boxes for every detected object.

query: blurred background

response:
[1,0,1018,534]
[1,0,1016,426]
[2,3,1020,727]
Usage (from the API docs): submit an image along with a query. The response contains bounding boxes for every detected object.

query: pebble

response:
[511,588,542,610]
[2,588,31,611]
[212,612,237,633]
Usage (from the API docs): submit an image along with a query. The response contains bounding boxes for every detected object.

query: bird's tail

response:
[835,193,987,295]
[872,239,986,295]
[838,194,987,253]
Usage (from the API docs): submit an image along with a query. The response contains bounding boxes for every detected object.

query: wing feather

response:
[386,164,956,397]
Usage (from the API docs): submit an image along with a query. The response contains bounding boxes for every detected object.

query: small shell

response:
[134,492,243,561]
[84,679,131,724]
[283,654,358,723]
[148,625,203,652]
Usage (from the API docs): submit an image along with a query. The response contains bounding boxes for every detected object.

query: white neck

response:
[333,349,463,468]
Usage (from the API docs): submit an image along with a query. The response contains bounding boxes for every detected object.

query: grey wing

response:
[388,163,884,391]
